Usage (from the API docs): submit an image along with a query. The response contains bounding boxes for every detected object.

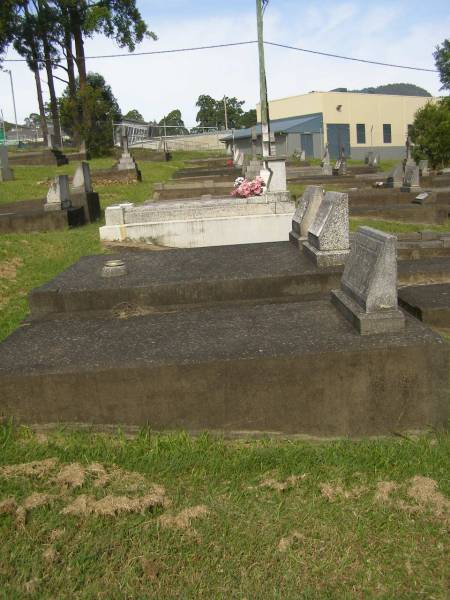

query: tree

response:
[240,109,257,128]
[434,39,450,91]
[195,95,247,129]
[124,109,145,122]
[59,72,121,157]
[410,97,450,168]
[331,84,432,97]
[159,109,187,135]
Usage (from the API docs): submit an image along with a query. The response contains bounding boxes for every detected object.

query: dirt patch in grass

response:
[278,530,304,553]
[257,472,307,492]
[320,483,367,502]
[62,489,167,517]
[22,492,55,511]
[0,458,58,479]
[159,505,209,534]
[0,257,23,281]
[407,475,450,521]
[375,481,398,503]
[52,463,86,489]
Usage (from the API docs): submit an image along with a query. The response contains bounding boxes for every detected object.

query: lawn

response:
[0,154,449,598]
[0,424,448,599]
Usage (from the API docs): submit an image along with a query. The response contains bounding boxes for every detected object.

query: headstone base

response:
[331,288,405,335]
[43,203,61,212]
[303,241,350,267]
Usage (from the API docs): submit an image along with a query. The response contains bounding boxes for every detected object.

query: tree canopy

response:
[123,109,145,123]
[159,109,187,135]
[330,84,432,97]
[410,97,450,168]
[195,95,256,129]
[434,39,450,91]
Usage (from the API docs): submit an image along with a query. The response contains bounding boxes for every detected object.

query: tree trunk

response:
[33,65,48,146]
[71,15,87,90]
[64,27,81,146]
[42,35,62,148]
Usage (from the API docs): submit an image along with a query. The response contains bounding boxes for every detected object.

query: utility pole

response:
[256,0,271,158]
[6,70,19,142]
[223,96,228,130]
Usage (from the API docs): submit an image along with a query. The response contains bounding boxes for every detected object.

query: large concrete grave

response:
[289,185,324,247]
[0,145,14,181]
[8,147,70,166]
[303,191,350,267]
[100,195,295,247]
[29,244,450,319]
[0,297,447,437]
[331,227,405,334]
[70,162,101,222]
[399,283,450,328]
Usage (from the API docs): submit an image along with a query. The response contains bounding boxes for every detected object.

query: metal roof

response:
[223,113,323,141]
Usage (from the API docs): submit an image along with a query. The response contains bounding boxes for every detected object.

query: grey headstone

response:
[291,186,324,239]
[45,175,71,211]
[386,163,404,188]
[72,161,93,193]
[302,191,350,267]
[0,145,14,181]
[418,159,429,176]
[403,164,420,189]
[331,227,405,334]
[47,133,56,149]
[322,144,332,175]
[405,135,415,166]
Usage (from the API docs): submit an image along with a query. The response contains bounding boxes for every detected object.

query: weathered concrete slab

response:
[0,198,85,233]
[399,283,450,327]
[0,300,447,437]
[29,243,450,319]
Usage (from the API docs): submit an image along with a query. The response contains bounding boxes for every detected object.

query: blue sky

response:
[1,0,449,124]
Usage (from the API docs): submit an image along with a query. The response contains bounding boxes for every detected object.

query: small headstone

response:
[331,226,405,334]
[372,154,380,168]
[386,163,404,188]
[418,159,429,176]
[71,162,93,193]
[302,191,350,267]
[366,152,373,166]
[300,150,306,161]
[402,164,420,190]
[47,133,56,149]
[322,143,332,176]
[44,175,71,212]
[413,192,433,205]
[290,186,324,243]
[0,146,14,181]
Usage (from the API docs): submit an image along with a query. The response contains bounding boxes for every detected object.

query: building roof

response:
[223,113,323,141]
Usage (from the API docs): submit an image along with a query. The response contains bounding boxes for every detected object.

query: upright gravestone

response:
[47,133,56,149]
[245,127,262,179]
[331,226,405,334]
[386,163,404,188]
[0,145,14,181]
[117,129,139,172]
[322,144,332,176]
[302,191,350,267]
[402,164,420,191]
[419,159,429,177]
[71,162,100,222]
[290,185,324,246]
[72,161,93,193]
[44,175,71,212]
[366,152,373,165]
[405,136,415,166]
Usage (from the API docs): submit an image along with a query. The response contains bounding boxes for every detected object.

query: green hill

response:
[330,83,432,97]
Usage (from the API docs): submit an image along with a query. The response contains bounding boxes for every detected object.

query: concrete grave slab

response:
[399,283,450,328]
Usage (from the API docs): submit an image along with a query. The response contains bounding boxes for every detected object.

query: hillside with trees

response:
[331,83,432,96]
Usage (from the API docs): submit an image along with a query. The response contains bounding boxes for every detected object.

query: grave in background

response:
[0,146,14,181]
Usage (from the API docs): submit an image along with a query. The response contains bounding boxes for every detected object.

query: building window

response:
[356,124,366,144]
[383,124,392,144]
[407,124,413,136]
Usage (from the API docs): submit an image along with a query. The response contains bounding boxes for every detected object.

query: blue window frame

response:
[383,124,392,144]
[356,124,366,144]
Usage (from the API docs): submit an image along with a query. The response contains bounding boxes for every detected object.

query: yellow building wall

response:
[257,92,435,147]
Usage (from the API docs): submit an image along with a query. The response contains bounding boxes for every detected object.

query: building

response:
[224,91,436,160]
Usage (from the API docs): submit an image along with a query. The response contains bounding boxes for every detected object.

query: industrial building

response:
[224,91,436,160]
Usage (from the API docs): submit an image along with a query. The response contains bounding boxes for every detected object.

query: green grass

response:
[0,424,448,599]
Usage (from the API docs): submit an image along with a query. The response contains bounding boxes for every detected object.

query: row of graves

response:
[0,161,100,234]
[0,156,448,436]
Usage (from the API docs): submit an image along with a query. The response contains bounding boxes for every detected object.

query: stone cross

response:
[44,175,71,211]
[0,145,14,181]
[291,185,324,242]
[331,226,405,334]
[302,191,350,267]
[71,161,93,193]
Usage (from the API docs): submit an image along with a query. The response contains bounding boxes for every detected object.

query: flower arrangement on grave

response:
[231,176,265,198]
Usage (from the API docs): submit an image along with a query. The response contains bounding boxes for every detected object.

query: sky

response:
[0,0,449,126]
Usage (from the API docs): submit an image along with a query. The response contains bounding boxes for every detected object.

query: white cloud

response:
[0,2,447,126]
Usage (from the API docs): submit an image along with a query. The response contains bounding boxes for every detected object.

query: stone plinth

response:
[303,191,350,267]
[331,227,405,335]
[260,157,288,193]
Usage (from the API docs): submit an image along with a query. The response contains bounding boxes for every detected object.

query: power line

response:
[265,41,438,73]
[1,39,438,73]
